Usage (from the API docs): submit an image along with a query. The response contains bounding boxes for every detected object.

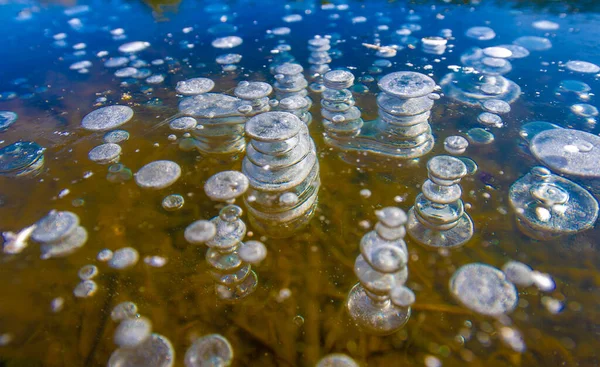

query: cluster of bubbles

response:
[108,303,174,367]
[273,63,312,108]
[321,70,364,143]
[82,105,136,180]
[185,170,266,300]
[176,78,248,158]
[242,112,320,237]
[421,36,448,55]
[407,155,474,248]
[374,71,437,158]
[320,71,439,164]
[508,166,598,240]
[4,2,600,363]
[32,210,88,259]
[347,207,415,335]
[307,36,332,92]
[440,45,522,108]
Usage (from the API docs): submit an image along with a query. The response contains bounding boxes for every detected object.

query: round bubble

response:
[81,105,134,132]
[111,301,138,321]
[204,171,249,201]
[571,103,598,117]
[0,141,45,176]
[466,128,495,145]
[32,210,79,243]
[169,117,197,131]
[532,20,559,31]
[108,247,139,269]
[234,81,272,100]
[108,333,174,367]
[88,143,122,164]
[185,220,217,244]
[450,263,518,316]
[162,194,184,211]
[444,136,469,155]
[477,112,503,128]
[530,129,600,178]
[119,41,150,53]
[502,261,534,287]
[135,161,181,190]
[73,280,98,298]
[375,207,407,228]
[390,285,416,307]
[482,99,511,114]
[104,130,130,144]
[146,74,165,84]
[114,317,152,348]
[316,354,359,367]
[495,44,530,59]
[78,264,99,280]
[238,241,267,264]
[176,78,215,96]
[216,54,242,65]
[184,334,233,367]
[98,249,114,262]
[565,60,600,74]
[245,112,302,142]
[378,71,436,98]
[211,36,243,49]
[0,111,18,131]
[513,36,552,51]
[482,47,512,59]
[104,57,129,68]
[465,26,496,41]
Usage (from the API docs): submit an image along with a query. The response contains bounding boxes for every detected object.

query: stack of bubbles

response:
[421,36,447,55]
[242,112,320,237]
[32,210,88,259]
[234,81,273,117]
[346,208,414,335]
[307,35,332,92]
[508,166,598,240]
[108,309,174,367]
[321,70,364,143]
[185,205,259,301]
[440,46,521,107]
[215,53,242,72]
[375,72,436,158]
[0,141,45,178]
[277,95,312,125]
[269,43,296,75]
[407,155,474,248]
[273,63,312,108]
[177,78,247,158]
[568,102,598,129]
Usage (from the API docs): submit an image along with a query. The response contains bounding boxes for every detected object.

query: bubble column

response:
[242,112,320,237]
[407,155,474,248]
[321,70,363,142]
[234,81,273,117]
[273,63,312,108]
[375,72,436,159]
[307,36,332,92]
[187,205,258,301]
[346,208,414,335]
[278,95,312,125]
